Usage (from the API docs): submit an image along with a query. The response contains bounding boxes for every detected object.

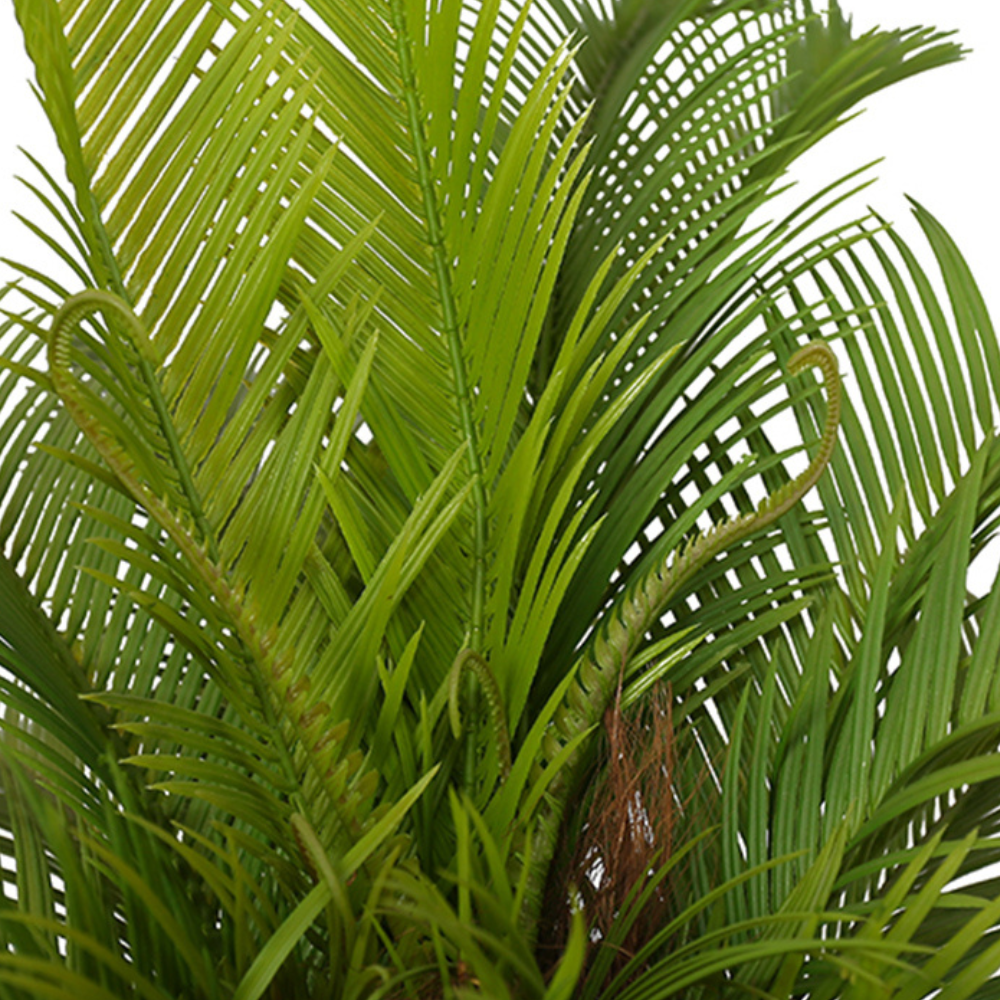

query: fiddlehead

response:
[49,290,218,559]
[592,338,841,671]
[51,290,381,856]
[522,339,841,936]
[447,649,513,783]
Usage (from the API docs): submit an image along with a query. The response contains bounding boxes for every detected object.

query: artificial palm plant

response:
[3,0,1000,996]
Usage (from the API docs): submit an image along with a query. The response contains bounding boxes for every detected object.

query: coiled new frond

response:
[49,289,217,559]
[447,649,513,782]
[522,340,841,938]
[595,338,841,676]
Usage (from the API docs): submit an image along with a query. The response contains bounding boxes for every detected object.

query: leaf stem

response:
[388,0,489,654]
[389,1,489,793]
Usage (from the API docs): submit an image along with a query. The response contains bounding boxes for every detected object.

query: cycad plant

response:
[3,0,1000,997]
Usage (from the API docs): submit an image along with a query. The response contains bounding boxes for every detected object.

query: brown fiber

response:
[538,676,716,989]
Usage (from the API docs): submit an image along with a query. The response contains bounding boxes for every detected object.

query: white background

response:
[0,2,997,313]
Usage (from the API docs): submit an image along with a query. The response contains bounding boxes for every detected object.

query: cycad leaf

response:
[232,764,438,1000]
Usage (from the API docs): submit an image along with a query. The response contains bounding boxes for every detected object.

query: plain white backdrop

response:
[0,2,997,314]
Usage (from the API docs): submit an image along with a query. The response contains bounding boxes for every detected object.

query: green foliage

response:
[1,0,998,997]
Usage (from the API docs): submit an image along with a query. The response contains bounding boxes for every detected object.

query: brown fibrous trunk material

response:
[539,679,711,989]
